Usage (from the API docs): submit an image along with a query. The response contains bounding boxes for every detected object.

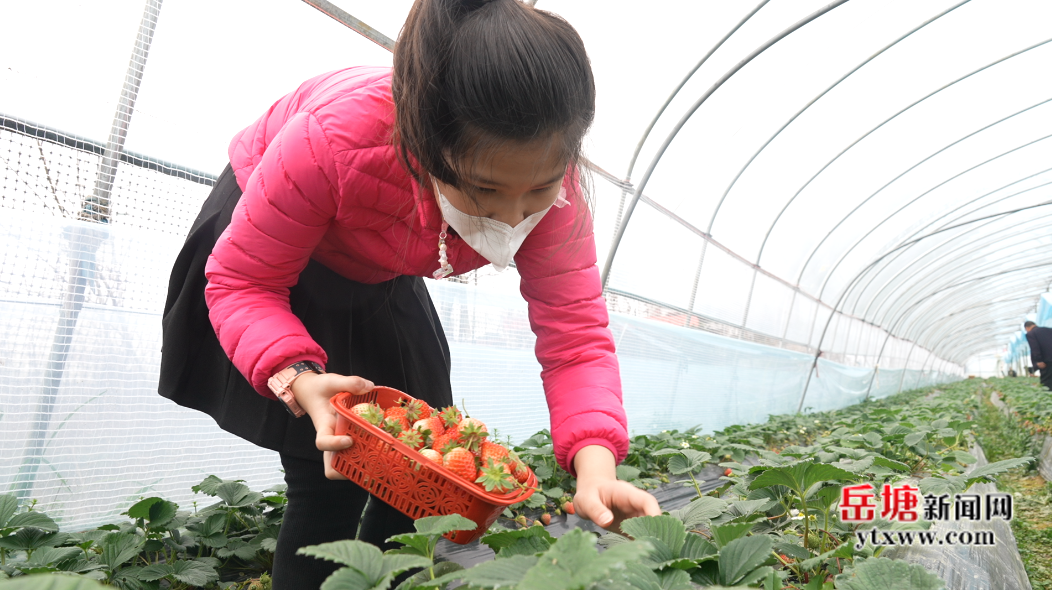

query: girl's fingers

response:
[323,374,374,396]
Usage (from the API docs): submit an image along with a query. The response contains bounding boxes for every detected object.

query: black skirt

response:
[158,165,453,461]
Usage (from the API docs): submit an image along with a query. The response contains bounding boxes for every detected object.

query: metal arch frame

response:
[599,0,851,289]
[862,268,1052,395]
[706,0,973,236]
[833,199,1052,329]
[921,296,1043,357]
[846,171,1052,317]
[905,289,1046,345]
[925,305,1041,362]
[862,214,1052,330]
[869,236,1052,333]
[878,259,1052,342]
[813,131,1052,307]
[938,324,1027,363]
[791,97,1052,296]
[797,202,1052,411]
[757,37,1052,276]
[905,286,1047,353]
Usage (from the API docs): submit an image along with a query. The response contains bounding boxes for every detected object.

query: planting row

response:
[0,379,1035,589]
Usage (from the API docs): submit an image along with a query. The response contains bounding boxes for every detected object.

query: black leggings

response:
[271,454,415,589]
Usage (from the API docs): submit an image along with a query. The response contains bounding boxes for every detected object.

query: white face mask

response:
[432,180,564,272]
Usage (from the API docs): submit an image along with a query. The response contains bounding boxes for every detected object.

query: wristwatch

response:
[267,360,324,417]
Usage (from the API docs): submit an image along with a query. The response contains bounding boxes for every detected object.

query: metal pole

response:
[599,0,850,289]
[300,0,395,51]
[11,0,164,502]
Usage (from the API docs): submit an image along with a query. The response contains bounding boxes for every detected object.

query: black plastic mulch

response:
[435,461,735,567]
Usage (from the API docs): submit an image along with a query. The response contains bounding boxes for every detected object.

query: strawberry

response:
[479,441,510,466]
[459,420,489,453]
[383,407,411,432]
[724,468,733,477]
[443,447,478,482]
[398,429,425,450]
[514,514,528,527]
[507,450,530,484]
[349,402,384,426]
[419,449,442,463]
[432,431,462,454]
[438,406,462,430]
[561,500,575,515]
[404,399,432,422]
[475,458,516,493]
[540,513,551,526]
[382,417,406,437]
[413,416,445,441]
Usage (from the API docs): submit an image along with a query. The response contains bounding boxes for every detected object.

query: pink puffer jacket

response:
[205,66,627,471]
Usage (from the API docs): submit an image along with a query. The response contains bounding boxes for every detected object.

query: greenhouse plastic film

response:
[883,444,1032,590]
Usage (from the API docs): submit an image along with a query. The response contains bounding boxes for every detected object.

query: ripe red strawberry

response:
[480,441,510,466]
[350,402,384,426]
[383,407,411,432]
[459,420,489,453]
[432,431,462,454]
[438,406,462,430]
[413,416,445,440]
[561,500,575,515]
[398,429,425,450]
[420,449,442,463]
[382,417,406,437]
[507,450,530,484]
[724,468,733,477]
[443,447,477,482]
[404,399,432,422]
[475,459,516,493]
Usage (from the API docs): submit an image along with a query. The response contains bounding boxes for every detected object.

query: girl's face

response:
[433,139,568,228]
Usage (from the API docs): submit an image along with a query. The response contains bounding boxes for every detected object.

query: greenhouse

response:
[1,0,1051,588]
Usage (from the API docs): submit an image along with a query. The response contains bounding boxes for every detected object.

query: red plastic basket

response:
[330,387,537,544]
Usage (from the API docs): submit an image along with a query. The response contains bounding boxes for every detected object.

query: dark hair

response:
[1025,321,1036,328]
[392,0,595,198]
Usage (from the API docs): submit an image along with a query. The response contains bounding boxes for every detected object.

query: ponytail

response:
[392,0,595,194]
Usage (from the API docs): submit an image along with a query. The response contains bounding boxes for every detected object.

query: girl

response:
[160,0,659,586]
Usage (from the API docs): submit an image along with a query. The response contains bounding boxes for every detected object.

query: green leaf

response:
[668,496,728,530]
[918,475,968,496]
[298,540,382,579]
[834,556,945,590]
[192,475,225,496]
[616,465,642,482]
[169,560,220,586]
[655,450,711,475]
[519,533,653,590]
[7,511,59,531]
[137,563,174,581]
[412,514,477,537]
[655,568,693,590]
[395,561,464,590]
[748,461,855,499]
[385,533,432,558]
[99,532,144,571]
[0,574,110,590]
[216,482,264,508]
[965,457,1033,485]
[0,528,61,552]
[380,554,432,578]
[619,516,686,557]
[431,554,538,588]
[947,450,977,465]
[709,522,753,549]
[773,542,811,561]
[497,536,553,558]
[217,538,259,560]
[718,535,773,586]
[481,526,555,553]
[126,498,162,520]
[148,500,178,528]
[545,487,565,500]
[0,495,18,528]
[903,432,927,447]
[680,533,717,560]
[870,455,911,472]
[318,566,381,590]
[191,512,226,537]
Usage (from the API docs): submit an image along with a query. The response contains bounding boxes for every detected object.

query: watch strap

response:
[267,360,324,418]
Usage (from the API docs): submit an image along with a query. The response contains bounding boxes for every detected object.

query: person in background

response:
[159,0,660,587]
[1025,321,1052,390]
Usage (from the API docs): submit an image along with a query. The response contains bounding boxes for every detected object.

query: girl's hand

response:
[572,445,661,532]
[290,371,375,480]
